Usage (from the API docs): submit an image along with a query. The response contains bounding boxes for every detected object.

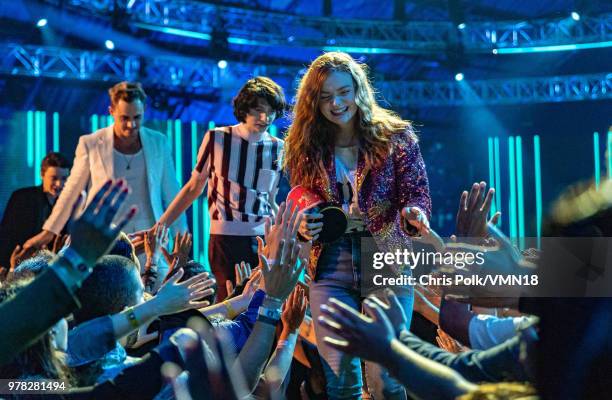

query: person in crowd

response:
[69,254,214,385]
[0,152,71,268]
[155,76,287,299]
[283,51,431,398]
[0,179,136,365]
[22,82,188,279]
[317,291,537,400]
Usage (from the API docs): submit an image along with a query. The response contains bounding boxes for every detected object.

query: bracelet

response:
[126,307,140,329]
[62,247,89,273]
[263,294,283,306]
[257,314,279,326]
[223,300,237,319]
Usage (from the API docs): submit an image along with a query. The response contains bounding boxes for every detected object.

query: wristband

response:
[263,294,283,307]
[52,248,90,293]
[126,307,140,329]
[257,314,280,326]
[258,306,281,321]
[62,247,89,273]
[223,300,237,319]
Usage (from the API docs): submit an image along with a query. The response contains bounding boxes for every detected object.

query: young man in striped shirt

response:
[156,77,286,299]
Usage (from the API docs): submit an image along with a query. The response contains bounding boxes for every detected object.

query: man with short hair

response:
[155,76,287,299]
[0,152,71,267]
[23,82,187,276]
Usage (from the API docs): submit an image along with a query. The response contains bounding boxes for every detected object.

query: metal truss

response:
[47,0,612,54]
[1,44,141,81]
[379,73,612,107]
[0,44,220,95]
[2,44,611,106]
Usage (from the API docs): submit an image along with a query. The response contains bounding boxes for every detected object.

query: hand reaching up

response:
[162,231,192,272]
[151,266,215,314]
[257,236,305,302]
[264,201,302,258]
[318,297,396,365]
[281,286,308,333]
[144,223,169,268]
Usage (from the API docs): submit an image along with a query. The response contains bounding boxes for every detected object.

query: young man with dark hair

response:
[23,81,188,277]
[0,152,71,267]
[155,76,287,299]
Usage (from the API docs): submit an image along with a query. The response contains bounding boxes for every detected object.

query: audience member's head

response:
[73,255,143,325]
[41,152,71,199]
[0,278,68,380]
[13,249,55,279]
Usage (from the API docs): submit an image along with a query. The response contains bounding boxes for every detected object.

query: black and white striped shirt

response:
[193,126,283,235]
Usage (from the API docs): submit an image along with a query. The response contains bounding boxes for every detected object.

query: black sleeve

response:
[0,268,80,365]
[398,331,529,383]
[0,191,23,267]
[29,343,184,400]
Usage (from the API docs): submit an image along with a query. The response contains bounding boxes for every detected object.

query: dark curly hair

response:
[232,76,286,123]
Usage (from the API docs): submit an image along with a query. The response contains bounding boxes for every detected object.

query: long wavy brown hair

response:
[283,52,415,189]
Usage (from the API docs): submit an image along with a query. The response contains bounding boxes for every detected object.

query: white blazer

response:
[43,126,188,235]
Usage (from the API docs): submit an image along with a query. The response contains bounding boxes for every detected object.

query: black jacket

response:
[0,186,55,267]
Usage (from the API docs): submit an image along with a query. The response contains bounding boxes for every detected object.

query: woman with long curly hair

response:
[284,52,431,399]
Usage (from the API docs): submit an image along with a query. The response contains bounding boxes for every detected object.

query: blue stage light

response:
[571,12,580,21]
[105,40,115,50]
[455,72,464,81]
[217,60,228,69]
[457,23,466,30]
[36,18,48,28]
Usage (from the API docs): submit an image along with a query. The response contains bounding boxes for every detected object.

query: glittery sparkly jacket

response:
[305,129,431,280]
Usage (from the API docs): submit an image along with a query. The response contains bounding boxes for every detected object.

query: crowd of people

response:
[0,51,609,399]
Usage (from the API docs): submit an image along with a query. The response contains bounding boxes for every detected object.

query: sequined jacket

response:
[305,130,431,279]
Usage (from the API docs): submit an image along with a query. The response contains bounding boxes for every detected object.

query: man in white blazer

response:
[23,82,187,269]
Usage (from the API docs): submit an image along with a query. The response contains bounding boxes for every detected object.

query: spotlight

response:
[455,72,464,81]
[492,48,498,54]
[457,23,466,30]
[36,18,48,28]
[217,60,228,69]
[571,12,580,21]
[105,40,115,50]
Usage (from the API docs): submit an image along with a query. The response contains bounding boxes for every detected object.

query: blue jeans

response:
[310,234,413,399]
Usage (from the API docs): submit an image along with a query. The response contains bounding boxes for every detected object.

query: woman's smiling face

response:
[319,70,358,129]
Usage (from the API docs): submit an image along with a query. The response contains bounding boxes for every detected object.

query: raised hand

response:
[225,261,252,298]
[242,268,263,299]
[144,223,169,268]
[318,297,395,365]
[67,179,137,267]
[127,230,146,255]
[281,286,308,333]
[264,201,302,257]
[161,231,192,272]
[151,266,216,315]
[455,181,498,241]
[367,288,408,337]
[257,236,305,302]
[163,324,246,400]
